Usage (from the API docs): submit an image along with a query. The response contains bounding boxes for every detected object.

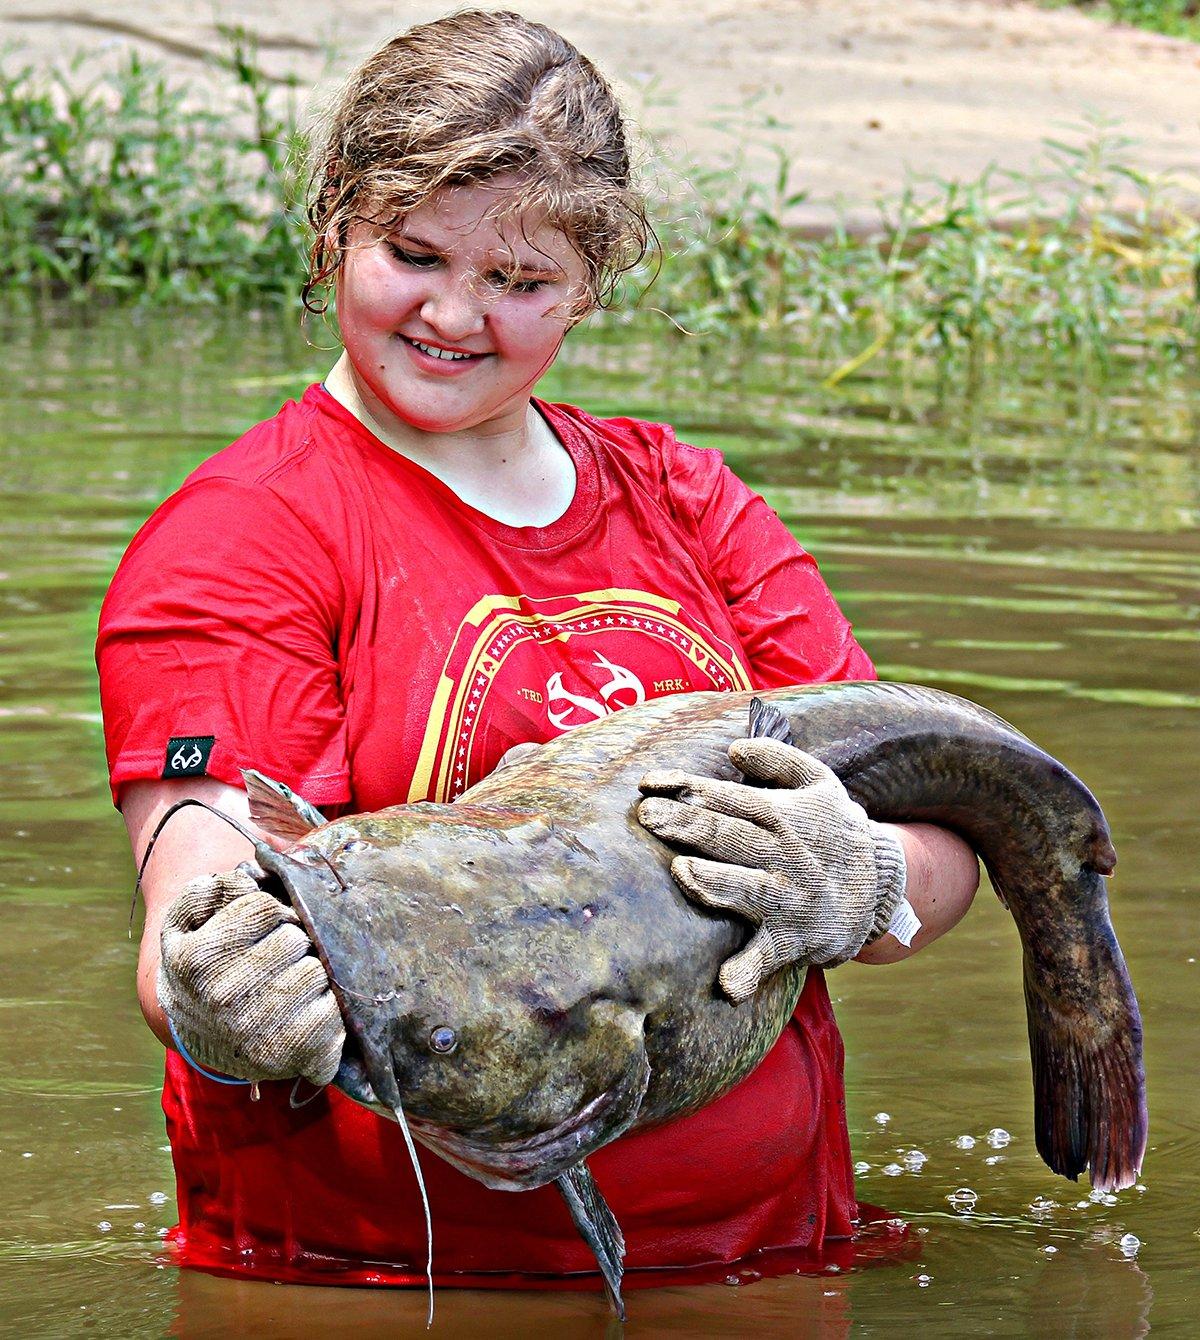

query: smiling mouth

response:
[401,335,489,363]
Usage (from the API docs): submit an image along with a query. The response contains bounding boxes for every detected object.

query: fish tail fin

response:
[557,1163,626,1321]
[1025,966,1147,1193]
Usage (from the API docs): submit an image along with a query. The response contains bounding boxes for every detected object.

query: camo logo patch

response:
[162,736,215,779]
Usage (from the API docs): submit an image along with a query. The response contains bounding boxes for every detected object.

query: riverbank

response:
[3,0,1198,230]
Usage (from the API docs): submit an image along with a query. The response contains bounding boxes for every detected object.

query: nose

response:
[419,273,489,343]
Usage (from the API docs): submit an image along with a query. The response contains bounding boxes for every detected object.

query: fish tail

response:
[1025,963,1147,1193]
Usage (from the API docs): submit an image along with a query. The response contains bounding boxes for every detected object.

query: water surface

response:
[0,310,1195,1335]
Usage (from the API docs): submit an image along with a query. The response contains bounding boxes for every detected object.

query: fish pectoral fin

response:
[242,768,327,843]
[557,1162,626,1322]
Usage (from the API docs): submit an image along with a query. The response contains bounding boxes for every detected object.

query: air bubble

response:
[148,1191,168,1205]
[883,1163,904,1177]
[1040,1244,1057,1255]
[97,1221,112,1233]
[986,1128,1011,1148]
[874,1112,891,1126]
[954,1135,976,1150]
[854,1161,870,1175]
[1119,1233,1141,1258]
[985,1155,1003,1166]
[916,1273,932,1287]
[1030,1197,1059,1213]
[903,1149,928,1171]
[947,1188,978,1209]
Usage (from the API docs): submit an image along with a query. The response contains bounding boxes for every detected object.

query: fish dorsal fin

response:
[242,768,327,842]
[748,696,792,743]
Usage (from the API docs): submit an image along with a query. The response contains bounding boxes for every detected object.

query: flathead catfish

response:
[202,682,1143,1316]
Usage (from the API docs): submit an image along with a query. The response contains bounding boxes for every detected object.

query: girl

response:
[98,9,978,1293]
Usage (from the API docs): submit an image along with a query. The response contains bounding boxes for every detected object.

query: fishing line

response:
[129,798,263,934]
[390,1099,435,1328]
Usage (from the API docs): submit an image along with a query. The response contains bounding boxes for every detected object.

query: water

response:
[0,309,1196,1335]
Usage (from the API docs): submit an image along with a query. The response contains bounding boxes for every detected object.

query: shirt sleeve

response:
[96,477,352,808]
[664,435,876,688]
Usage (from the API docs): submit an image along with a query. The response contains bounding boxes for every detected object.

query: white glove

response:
[157,869,345,1085]
[638,738,907,1001]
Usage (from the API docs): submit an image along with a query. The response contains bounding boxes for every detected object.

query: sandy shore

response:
[3,1,1197,226]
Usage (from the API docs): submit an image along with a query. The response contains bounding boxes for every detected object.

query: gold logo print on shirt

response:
[408,589,752,802]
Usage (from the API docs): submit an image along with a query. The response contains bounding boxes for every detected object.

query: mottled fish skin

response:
[258,682,1144,1202]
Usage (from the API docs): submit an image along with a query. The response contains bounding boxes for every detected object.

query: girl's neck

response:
[323,352,576,528]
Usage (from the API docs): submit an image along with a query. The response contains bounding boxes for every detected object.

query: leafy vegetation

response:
[0,45,1196,387]
[0,36,306,302]
[646,126,1200,382]
[1046,1,1200,41]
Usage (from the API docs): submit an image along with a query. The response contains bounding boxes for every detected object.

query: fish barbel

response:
[171,681,1144,1317]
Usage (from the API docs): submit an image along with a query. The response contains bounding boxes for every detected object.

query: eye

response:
[340,839,370,854]
[387,242,440,268]
[481,270,548,294]
[429,1026,458,1055]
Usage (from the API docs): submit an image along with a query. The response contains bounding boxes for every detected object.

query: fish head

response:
[257,804,651,1191]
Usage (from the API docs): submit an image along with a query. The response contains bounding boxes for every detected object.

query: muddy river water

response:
[0,310,1196,1336]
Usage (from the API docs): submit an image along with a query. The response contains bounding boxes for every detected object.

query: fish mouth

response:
[404,1054,651,1193]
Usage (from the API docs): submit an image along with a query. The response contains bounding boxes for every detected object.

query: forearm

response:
[138,910,172,1046]
[123,777,257,1048]
[855,822,979,964]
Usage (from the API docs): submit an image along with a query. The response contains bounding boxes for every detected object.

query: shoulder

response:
[123,386,358,558]
[540,400,730,512]
[102,387,355,622]
[184,383,333,497]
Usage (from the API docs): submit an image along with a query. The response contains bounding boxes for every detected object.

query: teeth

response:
[412,339,474,361]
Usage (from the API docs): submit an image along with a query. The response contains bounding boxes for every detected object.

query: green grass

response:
[1,45,1196,387]
[1045,1,1200,40]
[0,35,306,302]
[643,124,1200,382]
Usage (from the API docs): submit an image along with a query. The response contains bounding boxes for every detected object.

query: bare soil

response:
[4,0,1198,226]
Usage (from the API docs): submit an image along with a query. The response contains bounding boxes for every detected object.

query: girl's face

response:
[335,181,589,438]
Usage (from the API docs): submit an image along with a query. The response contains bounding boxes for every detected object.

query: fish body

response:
[240,682,1145,1310]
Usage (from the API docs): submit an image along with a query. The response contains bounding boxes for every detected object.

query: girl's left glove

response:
[637,737,907,1002]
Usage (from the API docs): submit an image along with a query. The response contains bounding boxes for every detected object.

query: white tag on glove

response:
[886,896,923,948]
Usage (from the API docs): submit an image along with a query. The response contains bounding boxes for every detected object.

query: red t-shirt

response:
[97,385,876,1287]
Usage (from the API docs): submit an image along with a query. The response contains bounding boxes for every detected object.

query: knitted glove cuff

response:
[864,822,908,945]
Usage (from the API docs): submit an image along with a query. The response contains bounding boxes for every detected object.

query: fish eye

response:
[429,1026,458,1055]
[341,839,370,854]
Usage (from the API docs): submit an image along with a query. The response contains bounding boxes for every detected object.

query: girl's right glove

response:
[157,869,345,1086]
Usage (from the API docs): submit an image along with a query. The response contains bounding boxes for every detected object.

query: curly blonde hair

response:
[304,10,650,318]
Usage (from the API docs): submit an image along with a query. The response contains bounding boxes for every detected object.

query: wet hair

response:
[303,9,651,319]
